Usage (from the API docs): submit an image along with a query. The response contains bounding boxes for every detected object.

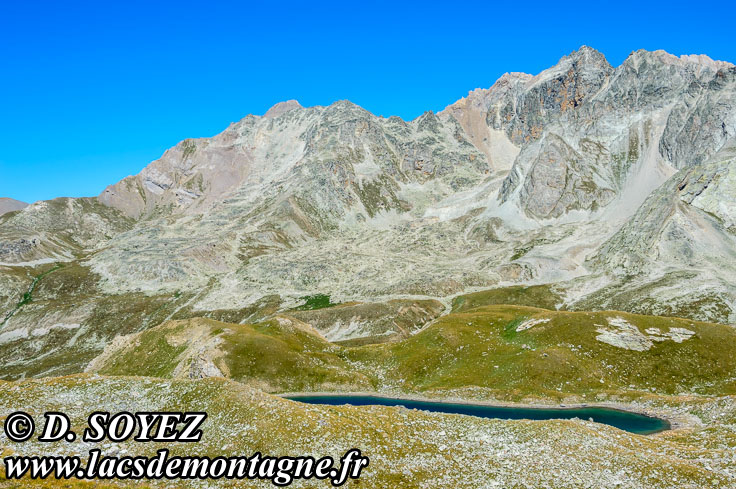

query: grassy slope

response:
[0,261,197,380]
[7,290,736,487]
[352,305,736,400]
[1,263,277,380]
[92,304,736,402]
[95,318,373,392]
[450,284,563,312]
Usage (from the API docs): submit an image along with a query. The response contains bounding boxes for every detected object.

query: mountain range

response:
[1,45,735,379]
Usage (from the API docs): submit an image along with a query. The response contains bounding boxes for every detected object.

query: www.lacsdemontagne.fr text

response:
[5,448,369,486]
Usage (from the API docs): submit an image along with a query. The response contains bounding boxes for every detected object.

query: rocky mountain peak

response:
[325,99,366,113]
[616,49,734,90]
[562,45,610,68]
[530,45,612,85]
[624,49,733,71]
[264,99,303,118]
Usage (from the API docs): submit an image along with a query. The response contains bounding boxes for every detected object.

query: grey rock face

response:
[100,99,488,227]
[495,49,736,221]
[593,155,736,273]
[0,238,39,262]
[491,46,614,146]
[660,66,736,168]
[584,151,736,322]
[514,134,616,218]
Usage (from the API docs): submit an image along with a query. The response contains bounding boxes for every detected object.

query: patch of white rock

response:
[595,317,695,351]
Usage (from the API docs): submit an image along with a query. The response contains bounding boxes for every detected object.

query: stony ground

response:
[1,375,736,488]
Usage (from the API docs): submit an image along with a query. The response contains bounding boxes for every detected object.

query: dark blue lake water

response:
[286,395,669,435]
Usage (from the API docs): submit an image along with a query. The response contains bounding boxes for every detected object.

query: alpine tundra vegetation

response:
[2,46,736,488]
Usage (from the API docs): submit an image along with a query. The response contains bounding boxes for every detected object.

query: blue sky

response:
[1,0,734,203]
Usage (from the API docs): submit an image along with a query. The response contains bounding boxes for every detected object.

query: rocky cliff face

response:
[1,46,735,378]
[496,48,735,220]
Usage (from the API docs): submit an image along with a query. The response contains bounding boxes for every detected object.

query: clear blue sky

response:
[1,0,734,203]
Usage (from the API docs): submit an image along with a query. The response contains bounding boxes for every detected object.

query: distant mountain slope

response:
[0,197,27,216]
[1,46,736,379]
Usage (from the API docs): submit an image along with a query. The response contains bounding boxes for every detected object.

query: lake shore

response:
[277,390,700,433]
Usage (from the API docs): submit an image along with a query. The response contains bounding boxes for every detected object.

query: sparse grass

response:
[181,139,197,159]
[219,320,368,391]
[33,262,97,299]
[0,279,194,380]
[100,329,187,379]
[451,284,562,312]
[183,295,282,324]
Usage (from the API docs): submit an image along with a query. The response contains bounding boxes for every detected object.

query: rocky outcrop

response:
[491,46,614,145]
